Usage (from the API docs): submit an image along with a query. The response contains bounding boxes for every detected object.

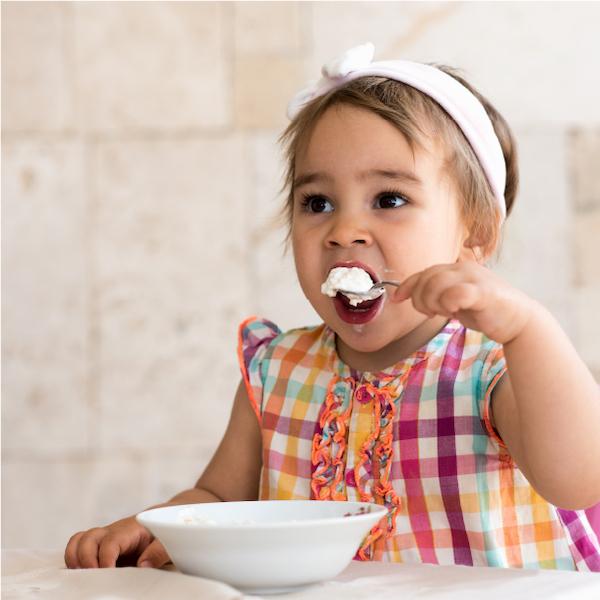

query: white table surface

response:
[2,549,600,600]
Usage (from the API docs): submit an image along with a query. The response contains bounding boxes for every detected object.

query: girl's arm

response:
[491,303,600,509]
[395,262,600,510]
[149,378,263,505]
[65,380,262,568]
[174,379,263,504]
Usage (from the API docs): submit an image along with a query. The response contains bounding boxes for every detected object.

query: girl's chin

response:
[327,304,433,358]
[316,295,419,353]
[338,335,390,355]
[334,319,395,354]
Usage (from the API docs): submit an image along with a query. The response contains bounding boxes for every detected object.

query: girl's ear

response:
[458,233,486,264]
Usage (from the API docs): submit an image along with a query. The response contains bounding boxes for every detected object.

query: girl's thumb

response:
[389,281,410,303]
[137,540,170,569]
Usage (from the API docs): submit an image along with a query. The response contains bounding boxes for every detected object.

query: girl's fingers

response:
[392,264,489,319]
[137,539,170,569]
[417,270,465,316]
[439,282,484,314]
[65,531,85,568]
[403,265,457,316]
[97,531,147,568]
[390,271,422,302]
[66,517,153,570]
[76,528,106,569]
[97,535,121,569]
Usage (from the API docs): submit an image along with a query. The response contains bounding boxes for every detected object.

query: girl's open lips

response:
[333,292,384,324]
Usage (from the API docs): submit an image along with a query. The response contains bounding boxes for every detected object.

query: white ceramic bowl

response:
[136,500,387,594]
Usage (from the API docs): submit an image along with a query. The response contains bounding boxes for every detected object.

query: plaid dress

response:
[238,316,600,570]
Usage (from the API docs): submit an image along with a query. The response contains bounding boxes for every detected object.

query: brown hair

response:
[278,66,519,259]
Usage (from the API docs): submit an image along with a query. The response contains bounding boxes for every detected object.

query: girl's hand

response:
[391,261,534,345]
[64,515,170,569]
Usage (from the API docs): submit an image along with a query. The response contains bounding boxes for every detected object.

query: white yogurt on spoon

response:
[321,267,384,306]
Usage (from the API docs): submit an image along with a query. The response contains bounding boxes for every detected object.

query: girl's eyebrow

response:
[293,168,422,189]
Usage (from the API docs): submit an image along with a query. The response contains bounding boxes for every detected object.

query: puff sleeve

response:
[237,316,282,424]
[478,339,508,447]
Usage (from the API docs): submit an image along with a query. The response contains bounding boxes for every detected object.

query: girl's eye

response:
[375,192,408,209]
[301,195,334,213]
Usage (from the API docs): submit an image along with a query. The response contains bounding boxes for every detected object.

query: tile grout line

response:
[229,1,257,316]
[84,134,102,463]
[66,0,99,464]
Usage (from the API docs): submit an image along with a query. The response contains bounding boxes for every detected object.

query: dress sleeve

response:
[237,316,282,424]
[478,340,508,447]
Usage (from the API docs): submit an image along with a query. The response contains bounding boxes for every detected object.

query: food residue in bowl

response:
[176,505,373,526]
[343,506,372,517]
[178,508,257,526]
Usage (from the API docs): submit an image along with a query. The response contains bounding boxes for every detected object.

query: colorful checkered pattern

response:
[238,316,600,570]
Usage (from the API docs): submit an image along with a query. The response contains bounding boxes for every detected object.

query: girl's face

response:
[291,104,472,370]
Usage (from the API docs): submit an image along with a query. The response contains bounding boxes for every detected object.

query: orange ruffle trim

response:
[311,369,412,561]
[311,375,354,501]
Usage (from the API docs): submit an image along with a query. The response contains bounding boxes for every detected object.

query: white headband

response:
[287,43,506,220]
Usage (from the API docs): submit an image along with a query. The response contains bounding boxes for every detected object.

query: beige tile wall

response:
[2,1,599,549]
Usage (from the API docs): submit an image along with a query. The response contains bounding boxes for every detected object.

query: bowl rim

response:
[136,500,388,531]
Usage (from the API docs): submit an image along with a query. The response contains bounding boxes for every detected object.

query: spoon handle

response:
[336,281,400,297]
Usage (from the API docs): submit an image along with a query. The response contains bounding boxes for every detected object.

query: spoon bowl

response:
[337,280,401,299]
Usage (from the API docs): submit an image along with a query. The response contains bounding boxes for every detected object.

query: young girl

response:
[65,43,600,572]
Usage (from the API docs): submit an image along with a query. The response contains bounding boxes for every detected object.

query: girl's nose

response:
[325,215,372,248]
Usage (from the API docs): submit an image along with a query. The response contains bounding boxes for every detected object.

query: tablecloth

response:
[3,549,600,599]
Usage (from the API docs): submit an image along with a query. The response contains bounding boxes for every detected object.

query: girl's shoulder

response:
[462,324,504,357]
[238,317,504,378]
[423,319,502,362]
[421,321,506,396]
[238,316,329,364]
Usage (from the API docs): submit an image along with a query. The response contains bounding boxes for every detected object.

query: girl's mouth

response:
[333,292,384,324]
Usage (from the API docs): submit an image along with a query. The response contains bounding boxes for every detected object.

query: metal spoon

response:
[337,280,401,301]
